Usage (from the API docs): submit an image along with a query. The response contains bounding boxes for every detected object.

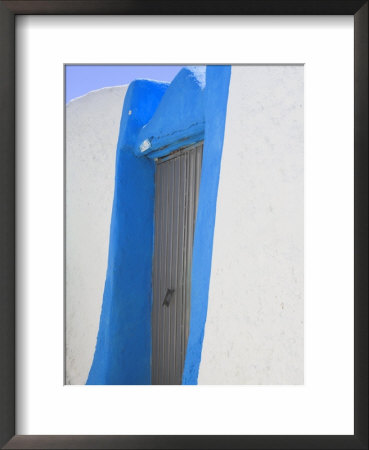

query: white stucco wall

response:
[198,66,304,384]
[66,67,303,385]
[66,85,127,384]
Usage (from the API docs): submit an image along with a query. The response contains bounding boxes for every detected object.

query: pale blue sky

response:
[65,65,184,103]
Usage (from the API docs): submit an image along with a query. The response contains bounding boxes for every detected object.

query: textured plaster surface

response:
[66,85,127,384]
[87,80,168,385]
[182,66,231,384]
[198,66,304,384]
[137,67,206,158]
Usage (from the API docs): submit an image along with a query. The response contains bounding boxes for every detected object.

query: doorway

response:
[151,142,203,384]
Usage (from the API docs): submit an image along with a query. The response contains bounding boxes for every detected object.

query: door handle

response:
[162,288,175,307]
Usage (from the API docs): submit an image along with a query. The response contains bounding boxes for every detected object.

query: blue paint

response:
[182,66,231,384]
[87,66,231,385]
[87,80,168,384]
[136,67,206,159]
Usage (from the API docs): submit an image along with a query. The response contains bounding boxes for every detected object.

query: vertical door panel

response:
[152,142,203,385]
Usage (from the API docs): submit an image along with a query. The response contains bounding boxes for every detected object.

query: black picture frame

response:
[0,1,367,449]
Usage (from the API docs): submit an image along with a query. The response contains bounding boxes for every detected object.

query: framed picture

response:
[0,1,367,449]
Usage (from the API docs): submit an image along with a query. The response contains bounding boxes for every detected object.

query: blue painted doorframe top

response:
[87,66,231,385]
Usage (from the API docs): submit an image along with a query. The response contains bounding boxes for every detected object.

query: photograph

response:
[65,64,304,385]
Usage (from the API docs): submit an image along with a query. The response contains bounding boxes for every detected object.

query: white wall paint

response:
[198,66,304,384]
[66,86,127,384]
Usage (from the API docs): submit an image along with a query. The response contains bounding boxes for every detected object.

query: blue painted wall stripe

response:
[87,80,168,384]
[182,65,231,384]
